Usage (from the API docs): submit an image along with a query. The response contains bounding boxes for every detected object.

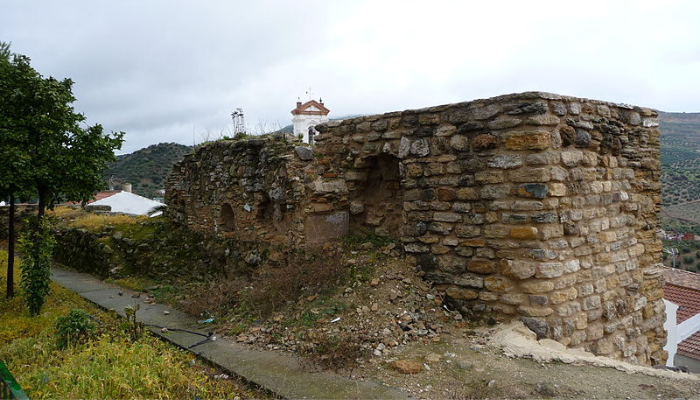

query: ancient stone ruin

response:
[165,92,666,365]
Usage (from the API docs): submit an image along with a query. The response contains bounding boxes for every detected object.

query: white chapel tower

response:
[291,97,330,144]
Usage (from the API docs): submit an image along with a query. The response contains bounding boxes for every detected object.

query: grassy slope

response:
[0,250,265,399]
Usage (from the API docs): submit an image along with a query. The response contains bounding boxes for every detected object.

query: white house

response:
[90,190,164,216]
[291,98,330,144]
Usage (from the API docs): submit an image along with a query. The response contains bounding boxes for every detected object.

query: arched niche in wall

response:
[349,154,404,238]
[220,203,235,231]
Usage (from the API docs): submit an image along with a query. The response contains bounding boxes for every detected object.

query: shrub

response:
[54,309,96,348]
[19,217,56,315]
[683,256,694,265]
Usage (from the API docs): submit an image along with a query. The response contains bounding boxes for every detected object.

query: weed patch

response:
[0,250,270,399]
[244,247,346,318]
[298,331,368,371]
[54,309,96,349]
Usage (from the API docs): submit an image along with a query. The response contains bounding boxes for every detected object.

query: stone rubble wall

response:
[0,205,36,240]
[165,135,314,246]
[165,92,665,365]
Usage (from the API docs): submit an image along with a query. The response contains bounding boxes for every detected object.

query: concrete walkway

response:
[51,267,408,400]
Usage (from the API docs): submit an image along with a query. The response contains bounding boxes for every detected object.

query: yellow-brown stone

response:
[445,285,479,300]
[504,130,551,150]
[484,276,515,292]
[467,259,496,274]
[521,280,555,294]
[510,226,538,240]
[460,239,487,247]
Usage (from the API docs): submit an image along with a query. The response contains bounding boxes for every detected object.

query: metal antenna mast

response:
[231,108,246,135]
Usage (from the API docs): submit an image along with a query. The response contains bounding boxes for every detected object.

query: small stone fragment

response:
[391,359,422,374]
[294,146,314,161]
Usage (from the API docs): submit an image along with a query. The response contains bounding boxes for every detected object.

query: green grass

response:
[341,230,394,249]
[0,250,267,399]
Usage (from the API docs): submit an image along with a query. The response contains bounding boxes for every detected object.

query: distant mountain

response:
[104,143,193,199]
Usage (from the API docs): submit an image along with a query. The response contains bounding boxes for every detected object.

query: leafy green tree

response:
[0,48,123,311]
[0,41,32,299]
[0,41,10,60]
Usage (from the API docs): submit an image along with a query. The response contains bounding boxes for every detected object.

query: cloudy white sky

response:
[2,0,699,153]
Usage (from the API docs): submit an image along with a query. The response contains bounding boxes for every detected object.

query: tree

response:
[0,49,124,311]
[0,41,10,60]
[0,41,32,299]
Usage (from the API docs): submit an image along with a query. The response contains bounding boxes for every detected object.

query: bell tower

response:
[291,96,330,144]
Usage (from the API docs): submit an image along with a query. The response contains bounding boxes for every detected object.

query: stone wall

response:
[0,205,36,240]
[165,92,666,365]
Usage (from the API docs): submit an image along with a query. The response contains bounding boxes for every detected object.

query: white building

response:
[291,98,330,144]
[90,190,164,216]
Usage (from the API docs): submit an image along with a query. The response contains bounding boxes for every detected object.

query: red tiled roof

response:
[664,284,700,324]
[90,191,120,203]
[63,191,119,206]
[662,267,700,361]
[290,100,330,116]
[663,266,700,291]
[678,330,700,360]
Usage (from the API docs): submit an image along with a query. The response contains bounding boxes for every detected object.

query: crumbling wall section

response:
[165,92,665,365]
[313,92,664,365]
[166,136,310,246]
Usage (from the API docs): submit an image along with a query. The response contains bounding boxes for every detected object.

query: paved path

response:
[51,267,408,400]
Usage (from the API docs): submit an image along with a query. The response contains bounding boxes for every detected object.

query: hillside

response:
[660,113,700,208]
[104,143,193,199]
[660,112,700,165]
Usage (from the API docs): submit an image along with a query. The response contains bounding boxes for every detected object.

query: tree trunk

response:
[37,185,46,223]
[6,193,15,298]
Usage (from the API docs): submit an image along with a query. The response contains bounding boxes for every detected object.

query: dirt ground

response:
[224,243,700,399]
[361,326,700,399]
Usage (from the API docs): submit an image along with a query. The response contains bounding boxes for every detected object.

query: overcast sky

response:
[2,0,699,153]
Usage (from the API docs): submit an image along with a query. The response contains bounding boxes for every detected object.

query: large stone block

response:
[304,212,349,245]
[504,130,551,150]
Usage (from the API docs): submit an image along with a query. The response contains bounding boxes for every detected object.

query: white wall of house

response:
[91,191,163,216]
[678,310,700,342]
[664,299,700,367]
[293,113,328,143]
[664,299,679,366]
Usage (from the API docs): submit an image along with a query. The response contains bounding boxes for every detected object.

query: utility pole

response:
[231,108,245,135]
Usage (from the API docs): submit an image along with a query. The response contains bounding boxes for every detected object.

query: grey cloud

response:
[2,0,699,153]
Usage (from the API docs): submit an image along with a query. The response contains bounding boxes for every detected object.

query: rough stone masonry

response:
[165,92,666,365]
